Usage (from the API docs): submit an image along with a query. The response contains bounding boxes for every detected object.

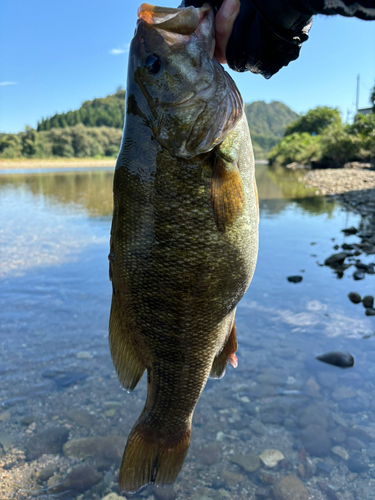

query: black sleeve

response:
[182,0,375,77]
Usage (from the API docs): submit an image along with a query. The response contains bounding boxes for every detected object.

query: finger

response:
[215,0,241,64]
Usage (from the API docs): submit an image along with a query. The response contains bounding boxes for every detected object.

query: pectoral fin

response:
[211,156,245,233]
[109,295,145,392]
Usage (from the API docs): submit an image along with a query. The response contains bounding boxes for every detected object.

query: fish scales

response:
[109,2,258,493]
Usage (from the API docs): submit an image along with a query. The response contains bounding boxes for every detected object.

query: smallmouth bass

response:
[109,2,258,493]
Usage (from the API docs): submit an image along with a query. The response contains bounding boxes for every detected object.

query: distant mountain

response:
[35,92,298,159]
[244,101,299,158]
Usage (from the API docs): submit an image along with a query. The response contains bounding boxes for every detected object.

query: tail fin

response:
[119,421,191,493]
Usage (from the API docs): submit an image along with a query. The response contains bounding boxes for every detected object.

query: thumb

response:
[215,0,241,64]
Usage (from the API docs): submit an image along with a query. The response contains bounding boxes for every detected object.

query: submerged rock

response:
[273,475,309,500]
[287,276,303,283]
[324,252,347,267]
[63,436,124,465]
[49,466,103,497]
[25,427,69,461]
[230,452,261,472]
[316,351,354,368]
[259,449,284,468]
[363,295,374,308]
[348,292,361,304]
[301,425,331,457]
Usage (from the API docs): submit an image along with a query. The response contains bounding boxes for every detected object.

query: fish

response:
[108,2,259,493]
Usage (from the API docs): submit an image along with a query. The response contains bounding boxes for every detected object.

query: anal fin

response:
[210,322,238,379]
[109,295,145,392]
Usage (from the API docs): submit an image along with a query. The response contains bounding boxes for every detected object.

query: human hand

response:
[214,0,240,64]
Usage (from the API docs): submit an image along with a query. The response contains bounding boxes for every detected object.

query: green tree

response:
[0,133,22,158]
[370,82,375,112]
[268,132,321,165]
[284,106,341,136]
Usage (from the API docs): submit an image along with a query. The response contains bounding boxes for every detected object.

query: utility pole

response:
[356,74,360,114]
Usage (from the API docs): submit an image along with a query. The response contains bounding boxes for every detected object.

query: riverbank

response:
[303,165,375,216]
[0,158,116,170]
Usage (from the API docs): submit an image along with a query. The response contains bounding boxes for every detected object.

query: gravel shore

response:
[303,164,375,218]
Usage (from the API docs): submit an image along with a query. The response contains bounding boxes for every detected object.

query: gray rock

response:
[362,295,374,308]
[316,461,333,474]
[66,409,97,429]
[37,464,59,482]
[63,436,124,465]
[353,271,365,280]
[298,406,328,429]
[325,252,347,267]
[338,398,365,413]
[287,276,303,283]
[348,292,362,304]
[316,351,354,368]
[329,427,346,444]
[49,466,103,497]
[301,425,331,457]
[0,433,13,452]
[250,421,266,436]
[153,484,177,500]
[25,427,69,461]
[365,308,375,316]
[230,452,260,472]
[347,454,369,473]
[346,436,365,451]
[273,475,309,500]
[197,443,221,466]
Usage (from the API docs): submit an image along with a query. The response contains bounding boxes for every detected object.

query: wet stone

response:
[347,454,369,473]
[101,494,125,500]
[325,252,347,267]
[0,411,10,422]
[25,427,69,461]
[338,398,365,413]
[346,436,365,450]
[49,466,103,497]
[0,433,14,452]
[63,436,124,465]
[21,415,35,426]
[198,443,222,466]
[331,445,349,460]
[316,461,333,474]
[221,470,245,488]
[66,409,97,429]
[153,484,177,500]
[300,425,331,457]
[353,270,365,280]
[329,427,347,444]
[362,295,374,308]
[230,452,261,472]
[365,307,375,316]
[37,464,59,482]
[249,421,266,436]
[348,292,362,304]
[273,474,309,500]
[298,406,329,429]
[259,449,284,468]
[316,351,354,368]
[287,276,303,283]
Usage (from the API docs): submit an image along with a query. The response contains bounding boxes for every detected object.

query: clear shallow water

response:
[0,166,374,499]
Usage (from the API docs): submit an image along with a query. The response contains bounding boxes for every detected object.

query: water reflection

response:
[0,166,375,500]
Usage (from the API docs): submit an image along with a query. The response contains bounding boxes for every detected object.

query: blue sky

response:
[0,0,374,133]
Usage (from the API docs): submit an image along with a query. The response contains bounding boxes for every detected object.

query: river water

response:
[0,165,374,500]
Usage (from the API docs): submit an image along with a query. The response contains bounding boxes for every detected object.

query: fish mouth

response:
[137,3,213,47]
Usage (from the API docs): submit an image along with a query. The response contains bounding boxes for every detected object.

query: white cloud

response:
[109,43,130,55]
[0,81,17,86]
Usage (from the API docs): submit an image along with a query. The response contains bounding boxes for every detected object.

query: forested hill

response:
[35,91,298,159]
[37,89,126,131]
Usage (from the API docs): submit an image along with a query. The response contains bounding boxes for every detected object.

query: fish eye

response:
[144,53,161,74]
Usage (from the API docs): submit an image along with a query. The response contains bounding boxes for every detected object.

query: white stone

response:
[331,446,349,460]
[259,449,285,467]
[76,351,93,359]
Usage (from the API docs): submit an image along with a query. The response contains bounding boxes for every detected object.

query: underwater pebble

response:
[230,452,261,472]
[348,292,361,304]
[331,445,349,460]
[362,295,374,308]
[316,351,354,368]
[153,484,177,500]
[287,276,303,283]
[300,425,331,457]
[76,351,93,359]
[198,443,221,466]
[273,474,309,500]
[25,427,69,461]
[259,449,285,468]
[49,466,103,496]
[216,431,224,442]
[63,436,124,465]
[101,494,126,500]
